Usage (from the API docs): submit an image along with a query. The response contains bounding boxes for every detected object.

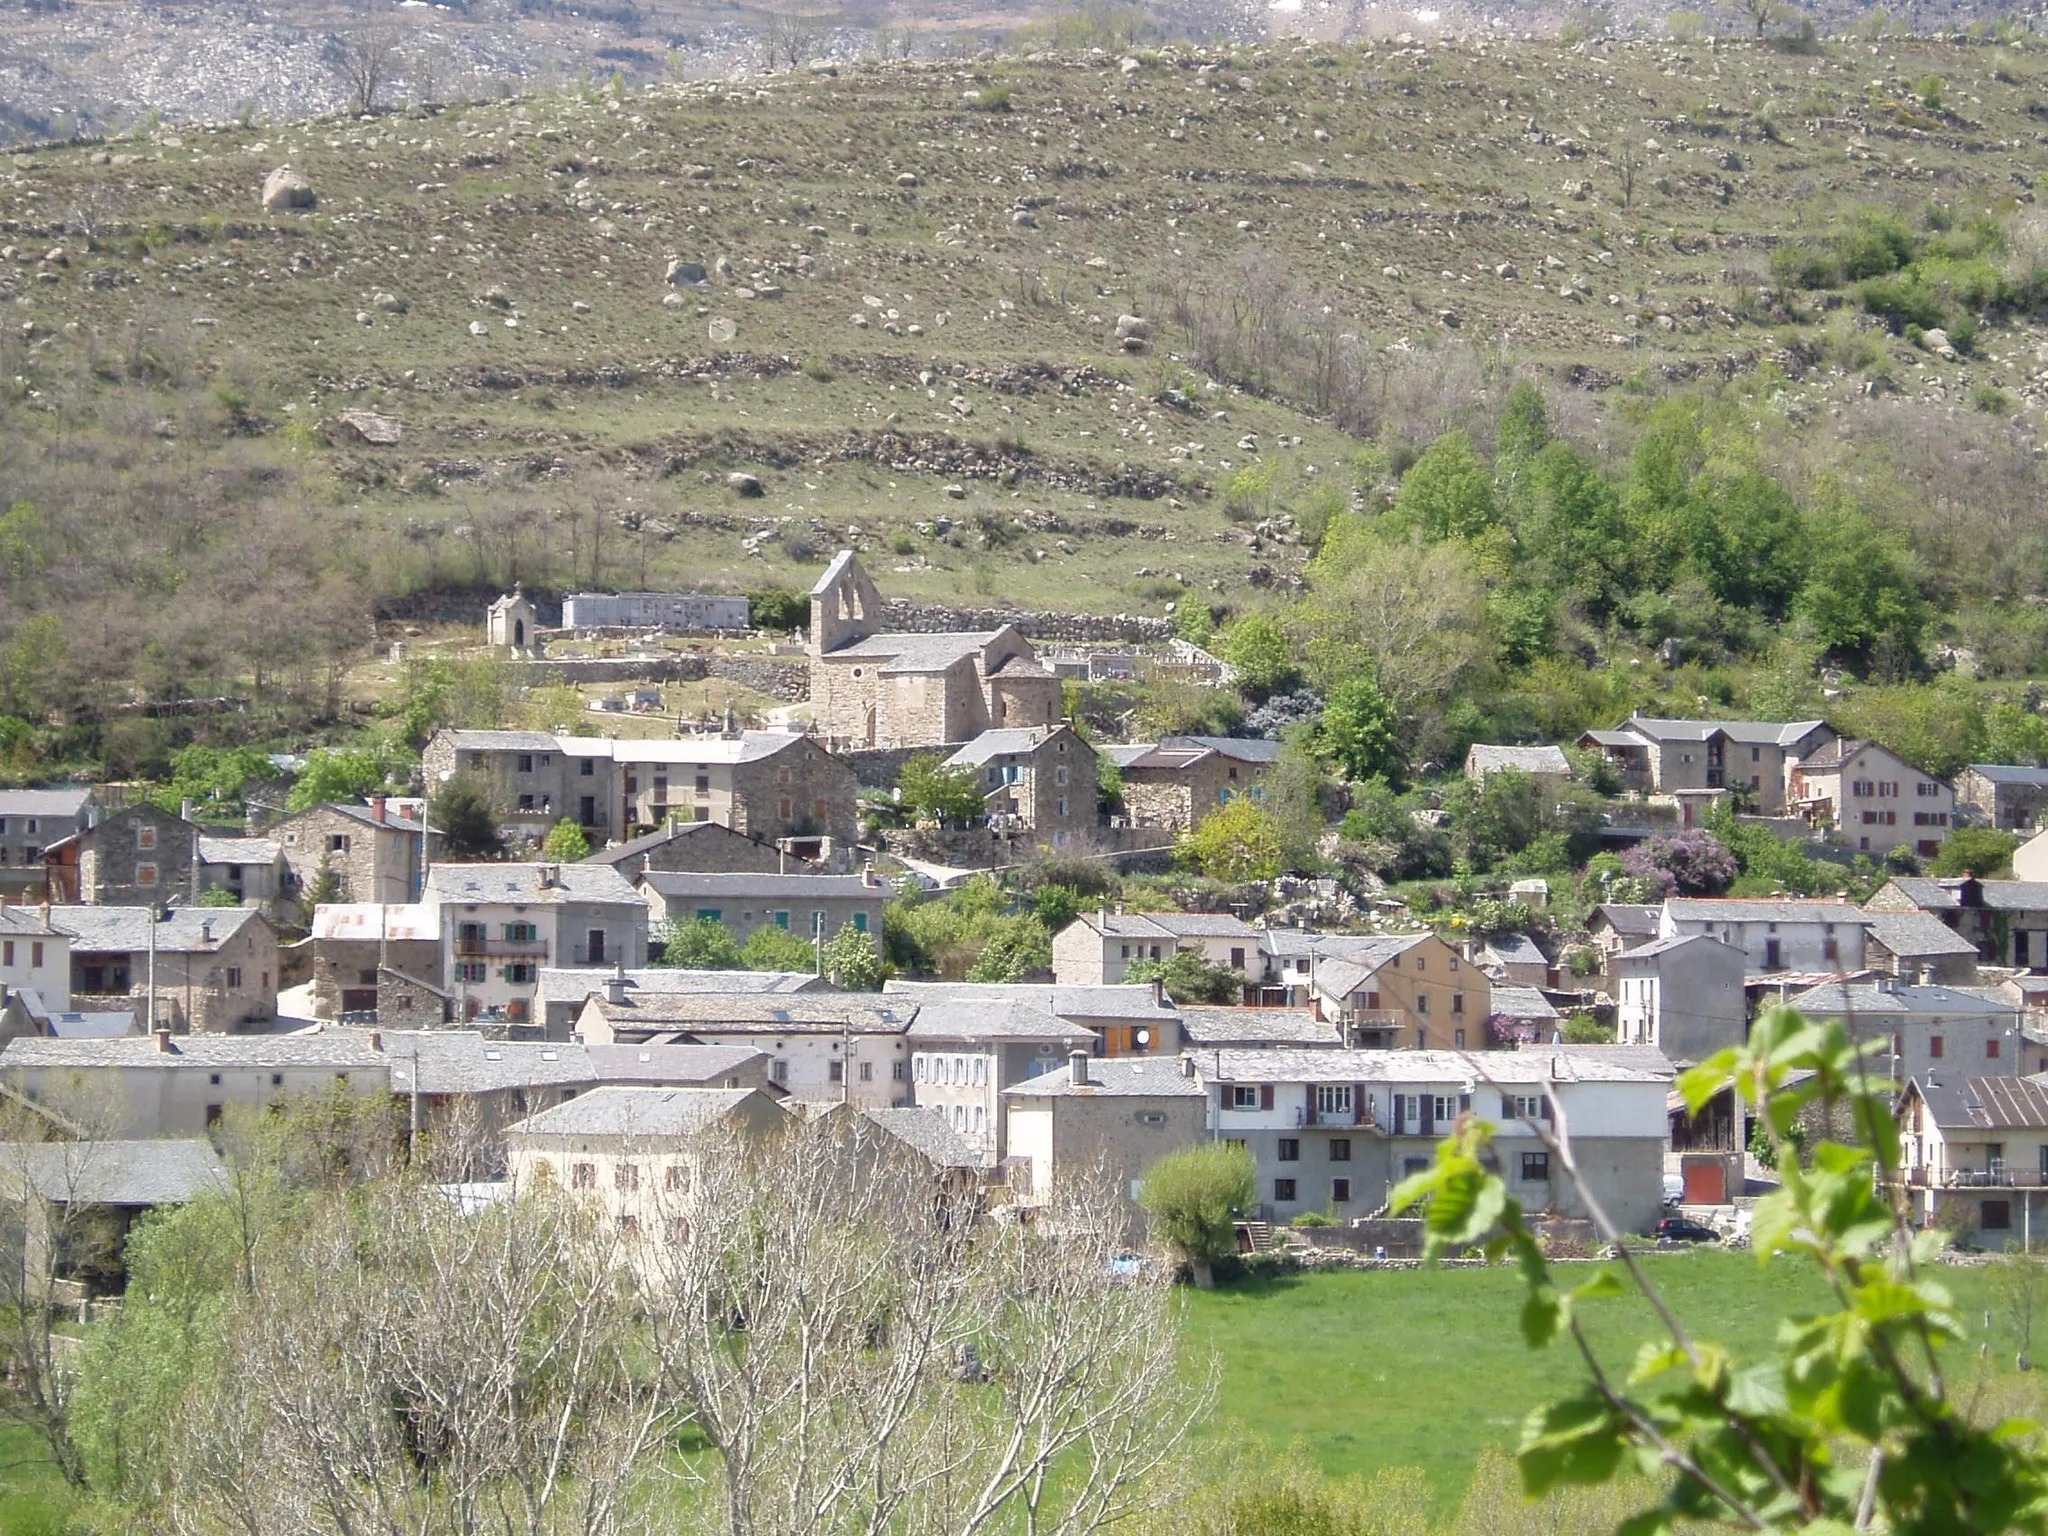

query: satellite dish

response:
[1135,1028,1152,1047]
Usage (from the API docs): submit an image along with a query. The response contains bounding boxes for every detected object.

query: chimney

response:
[538,864,558,890]
[1068,1050,1089,1087]
[1151,975,1164,1008]
[605,961,629,1005]
[180,797,197,823]
[1097,906,1108,928]
[200,919,213,944]
[371,795,387,824]
[154,1027,173,1054]
[862,864,879,889]
[1180,1054,1196,1078]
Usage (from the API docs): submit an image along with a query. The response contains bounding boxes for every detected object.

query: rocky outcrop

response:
[260,167,315,212]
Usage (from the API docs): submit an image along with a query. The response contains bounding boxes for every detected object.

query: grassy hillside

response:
[2,32,2048,761]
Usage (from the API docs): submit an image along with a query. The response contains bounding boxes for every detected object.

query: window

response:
[1231,946,1245,969]
[1274,1178,1297,1202]
[1520,1152,1552,1182]
[504,921,537,942]
[225,967,242,989]
[1315,1084,1353,1118]
[1507,1093,1542,1119]
[1231,1085,1259,1109]
[1432,1094,1460,1124]
[1989,1038,2002,1060]
[208,1072,222,1086]
[892,1060,905,1082]
[1454,1028,1466,1048]
[666,1164,691,1192]
[772,1058,789,1083]
[1332,1177,1352,1203]
[1328,1137,1351,1162]
[1931,1036,1945,1059]
[1055,766,1069,786]
[271,1073,284,1087]
[615,1163,640,1191]
[2,942,11,967]
[516,754,533,773]
[859,1061,873,1082]
[828,1061,844,1083]
[503,963,536,984]
[1984,1200,2013,1232]
[571,1162,597,1189]
[1277,1138,1300,1162]
[137,863,158,888]
[137,825,157,851]
[1414,956,1425,974]
[1452,992,1465,1016]
[581,758,595,776]
[695,908,723,923]
[1415,992,1429,1016]
[853,913,869,934]
[30,943,40,968]
[773,910,791,930]
[457,962,487,983]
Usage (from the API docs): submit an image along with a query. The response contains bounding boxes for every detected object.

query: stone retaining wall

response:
[879,601,1171,645]
[705,656,809,700]
[506,656,709,686]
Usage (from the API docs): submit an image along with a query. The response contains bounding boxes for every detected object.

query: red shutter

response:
[1259,1083,1274,1111]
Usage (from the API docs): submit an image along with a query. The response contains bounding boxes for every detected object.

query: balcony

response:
[1901,1165,2048,1189]
[1295,1101,1382,1130]
[455,937,549,959]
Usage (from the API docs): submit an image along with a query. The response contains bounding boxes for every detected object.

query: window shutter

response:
[1354,1083,1368,1125]
[1393,1095,1405,1134]
[1459,1092,1472,1115]
[1420,1097,1434,1136]
[1540,1092,1554,1122]
[1304,1094,1317,1125]
[1260,1084,1274,1112]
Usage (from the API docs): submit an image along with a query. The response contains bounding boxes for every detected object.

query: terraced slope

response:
[2,33,2045,622]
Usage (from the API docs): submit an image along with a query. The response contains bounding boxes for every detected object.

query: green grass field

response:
[1180,1252,2014,1505]
[0,1424,76,1536]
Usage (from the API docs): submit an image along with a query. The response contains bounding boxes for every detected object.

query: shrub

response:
[1138,1142,1256,1288]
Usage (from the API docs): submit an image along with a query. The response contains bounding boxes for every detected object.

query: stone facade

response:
[583,820,787,877]
[808,551,1062,748]
[561,592,751,631]
[1003,1056,1208,1209]
[308,936,444,1020]
[943,726,1099,845]
[269,800,434,907]
[51,906,280,1035]
[1956,765,2048,834]
[51,804,201,907]
[487,586,540,651]
[1110,737,1281,833]
[0,788,93,903]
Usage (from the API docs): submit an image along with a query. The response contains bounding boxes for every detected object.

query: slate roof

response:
[377,1032,594,1095]
[1619,717,1830,747]
[826,630,1003,673]
[1864,910,1979,959]
[1918,1075,2048,1132]
[425,862,642,907]
[858,1106,983,1167]
[584,1042,768,1084]
[1199,1046,1672,1085]
[581,820,774,869]
[536,966,823,1010]
[1796,737,1942,779]
[1166,735,1285,763]
[903,997,1099,1043]
[1004,1057,1206,1099]
[0,1026,389,1071]
[508,1086,777,1138]
[885,980,1176,1025]
[1468,744,1573,777]
[445,729,561,753]
[1789,982,2017,1019]
[1483,933,1548,967]
[1665,898,1866,926]
[1964,764,2048,786]
[0,1139,227,1206]
[554,732,810,766]
[580,993,917,1033]
[944,727,1067,767]
[197,836,280,866]
[1589,904,1662,938]
[641,871,889,902]
[314,801,431,835]
[1072,910,1257,942]
[0,907,61,937]
[46,905,265,955]
[1489,984,1561,1022]
[0,788,92,819]
[1175,1006,1339,1047]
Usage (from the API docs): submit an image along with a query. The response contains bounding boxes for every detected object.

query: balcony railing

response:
[455,937,549,958]
[1900,1165,2048,1189]
[1296,1101,1382,1129]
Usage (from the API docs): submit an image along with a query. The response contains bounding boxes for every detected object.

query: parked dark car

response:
[1656,1216,1720,1244]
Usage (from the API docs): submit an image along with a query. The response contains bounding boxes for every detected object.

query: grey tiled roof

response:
[1489,984,1560,1022]
[1590,904,1662,937]
[902,997,1097,1044]
[1163,735,1284,763]
[1004,1057,1205,1098]
[444,729,562,752]
[642,871,889,901]
[886,980,1175,1025]
[944,727,1065,767]
[197,836,280,866]
[0,788,92,818]
[585,1042,768,1084]
[1665,899,1865,925]
[425,862,642,907]
[1864,910,1978,959]
[826,631,1001,673]
[1964,764,2048,786]
[509,1086,776,1138]
[46,905,265,956]
[1199,1046,1672,1085]
[582,993,916,1033]
[581,820,773,868]
[858,1106,983,1167]
[1176,1007,1339,1047]
[1468,744,1572,776]
[1,1027,390,1071]
[378,1032,594,1095]
[0,1139,227,1206]
[537,966,823,1009]
[1788,982,2017,1018]
[1619,717,1830,747]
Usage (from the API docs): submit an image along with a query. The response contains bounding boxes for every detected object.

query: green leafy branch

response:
[1391,1011,2048,1534]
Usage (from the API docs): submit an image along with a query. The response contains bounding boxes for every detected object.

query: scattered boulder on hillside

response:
[667,258,707,286]
[337,411,402,445]
[896,172,919,187]
[726,472,763,497]
[261,167,316,212]
[372,291,407,313]
[1011,209,1036,228]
